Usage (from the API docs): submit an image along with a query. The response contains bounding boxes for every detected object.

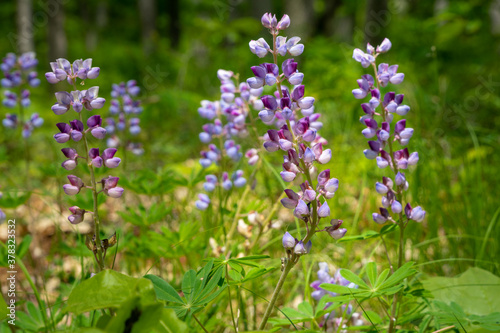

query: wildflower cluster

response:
[195,69,263,210]
[46,58,121,270]
[106,80,144,155]
[310,263,364,332]
[1,52,43,138]
[352,38,426,226]
[249,13,347,329]
[247,13,346,261]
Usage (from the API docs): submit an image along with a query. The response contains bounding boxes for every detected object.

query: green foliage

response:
[0,235,32,267]
[0,293,7,321]
[119,167,187,196]
[320,262,417,300]
[118,202,171,226]
[0,191,31,208]
[421,267,500,332]
[145,258,226,319]
[64,270,186,332]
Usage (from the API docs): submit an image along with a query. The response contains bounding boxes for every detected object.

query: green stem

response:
[258,259,295,330]
[192,313,209,333]
[78,111,104,272]
[225,265,238,332]
[226,185,250,240]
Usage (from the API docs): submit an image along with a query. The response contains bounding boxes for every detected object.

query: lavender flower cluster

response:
[310,263,363,332]
[352,39,426,225]
[247,13,346,258]
[45,58,123,224]
[106,80,144,155]
[1,52,43,138]
[195,70,263,210]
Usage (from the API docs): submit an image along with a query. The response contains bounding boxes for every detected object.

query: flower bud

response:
[282,231,296,249]
[318,201,330,218]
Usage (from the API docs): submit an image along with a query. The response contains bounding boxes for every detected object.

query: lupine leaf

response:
[144,274,184,304]
[181,269,197,302]
[195,266,223,302]
[375,268,390,288]
[380,262,416,289]
[366,262,377,287]
[339,269,369,288]
[193,259,213,297]
[298,301,314,317]
[319,284,362,295]
[194,285,227,306]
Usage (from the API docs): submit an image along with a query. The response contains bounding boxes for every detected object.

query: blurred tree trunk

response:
[139,0,157,56]
[47,1,67,59]
[316,0,341,36]
[82,1,107,52]
[364,0,388,44]
[17,0,34,53]
[168,0,180,49]
[286,0,314,39]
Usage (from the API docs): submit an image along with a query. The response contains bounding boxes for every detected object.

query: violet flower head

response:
[68,206,86,224]
[1,52,43,137]
[351,38,425,226]
[195,69,262,210]
[47,57,125,231]
[246,13,347,260]
[106,80,144,155]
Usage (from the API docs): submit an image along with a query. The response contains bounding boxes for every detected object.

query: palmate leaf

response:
[146,259,226,319]
[216,254,271,268]
[340,269,369,289]
[268,301,317,326]
[320,262,416,302]
[195,265,224,304]
[379,262,417,290]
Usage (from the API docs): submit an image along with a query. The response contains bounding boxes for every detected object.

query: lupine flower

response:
[47,58,125,239]
[101,176,124,198]
[102,148,121,168]
[0,208,5,222]
[195,193,211,210]
[63,175,84,195]
[52,120,84,143]
[45,58,100,84]
[245,148,259,165]
[232,170,247,188]
[61,148,79,170]
[106,80,144,155]
[405,203,426,222]
[294,240,307,254]
[68,206,86,224]
[325,219,347,239]
[1,52,43,137]
[195,70,262,210]
[245,13,347,264]
[282,231,296,249]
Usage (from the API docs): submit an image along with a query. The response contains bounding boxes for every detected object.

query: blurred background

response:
[0,0,499,281]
